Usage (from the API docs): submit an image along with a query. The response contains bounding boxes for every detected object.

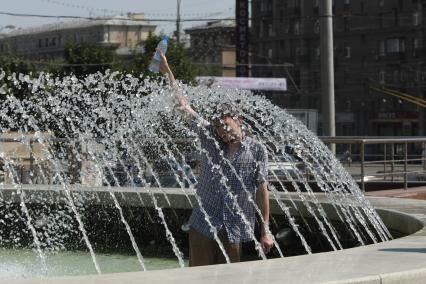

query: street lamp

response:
[0,25,16,33]
[176,0,182,43]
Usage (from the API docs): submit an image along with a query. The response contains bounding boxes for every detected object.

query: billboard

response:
[236,0,249,77]
[197,76,287,91]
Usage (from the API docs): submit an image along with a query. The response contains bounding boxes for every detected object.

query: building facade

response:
[0,14,156,61]
[185,19,236,76]
[251,0,426,136]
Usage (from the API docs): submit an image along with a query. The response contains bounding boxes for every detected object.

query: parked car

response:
[268,154,305,183]
[149,157,198,188]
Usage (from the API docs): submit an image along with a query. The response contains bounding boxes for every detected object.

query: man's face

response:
[214,116,243,144]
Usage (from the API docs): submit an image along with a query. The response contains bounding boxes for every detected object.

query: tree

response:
[63,43,121,76]
[0,55,37,101]
[133,35,197,84]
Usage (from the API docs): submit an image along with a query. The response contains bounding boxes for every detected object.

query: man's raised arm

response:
[158,50,197,117]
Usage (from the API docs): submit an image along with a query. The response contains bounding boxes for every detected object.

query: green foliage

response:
[133,35,197,85]
[0,56,38,101]
[63,43,121,76]
[0,56,35,76]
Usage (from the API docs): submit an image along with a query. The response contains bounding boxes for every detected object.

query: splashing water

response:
[0,70,391,277]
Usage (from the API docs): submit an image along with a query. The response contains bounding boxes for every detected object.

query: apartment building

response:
[251,0,426,136]
[0,14,156,60]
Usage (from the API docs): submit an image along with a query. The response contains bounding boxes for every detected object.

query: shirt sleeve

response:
[256,144,269,188]
[190,113,214,148]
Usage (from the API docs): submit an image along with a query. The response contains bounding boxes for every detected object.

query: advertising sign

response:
[197,76,287,91]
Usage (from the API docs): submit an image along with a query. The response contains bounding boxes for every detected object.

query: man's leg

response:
[189,228,217,267]
[215,229,241,264]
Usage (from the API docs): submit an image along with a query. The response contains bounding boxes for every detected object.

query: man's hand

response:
[158,49,171,75]
[261,232,274,254]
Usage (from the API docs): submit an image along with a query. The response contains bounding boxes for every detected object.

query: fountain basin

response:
[0,185,425,283]
[0,249,182,279]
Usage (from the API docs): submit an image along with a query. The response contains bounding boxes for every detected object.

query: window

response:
[414,71,420,82]
[51,38,56,46]
[345,46,351,58]
[315,46,320,59]
[313,0,319,14]
[413,38,419,49]
[268,24,274,37]
[344,71,350,83]
[344,17,350,31]
[379,40,385,56]
[344,0,350,11]
[295,46,301,56]
[386,38,405,53]
[393,70,399,83]
[268,48,273,59]
[314,20,320,34]
[413,12,420,26]
[284,24,289,34]
[393,8,398,26]
[38,39,42,48]
[400,70,407,82]
[379,70,385,84]
[45,38,49,47]
[313,71,320,89]
[413,38,420,56]
[267,0,273,12]
[378,14,384,28]
[260,1,267,12]
[294,20,300,35]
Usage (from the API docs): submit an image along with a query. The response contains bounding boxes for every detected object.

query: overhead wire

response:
[37,0,228,18]
[1,9,425,22]
[370,86,426,108]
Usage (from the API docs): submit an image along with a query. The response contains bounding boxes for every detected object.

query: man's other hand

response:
[261,233,274,254]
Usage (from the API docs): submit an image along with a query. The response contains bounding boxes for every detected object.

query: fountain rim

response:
[0,186,425,284]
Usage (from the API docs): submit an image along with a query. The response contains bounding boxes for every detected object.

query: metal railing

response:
[1,136,426,191]
[320,137,426,191]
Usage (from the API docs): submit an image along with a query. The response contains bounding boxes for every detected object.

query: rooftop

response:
[1,15,155,38]
[185,19,235,32]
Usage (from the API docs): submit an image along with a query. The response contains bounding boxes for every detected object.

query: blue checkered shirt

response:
[188,116,268,244]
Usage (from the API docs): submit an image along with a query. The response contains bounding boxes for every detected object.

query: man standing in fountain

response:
[159,52,274,266]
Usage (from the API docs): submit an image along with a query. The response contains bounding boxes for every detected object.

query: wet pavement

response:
[365,186,426,200]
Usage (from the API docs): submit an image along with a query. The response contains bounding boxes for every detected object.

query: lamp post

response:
[320,0,336,151]
[0,25,16,33]
[176,0,181,43]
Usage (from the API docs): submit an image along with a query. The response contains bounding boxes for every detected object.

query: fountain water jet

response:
[0,70,391,279]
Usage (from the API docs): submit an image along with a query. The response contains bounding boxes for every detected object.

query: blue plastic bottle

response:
[148,36,169,73]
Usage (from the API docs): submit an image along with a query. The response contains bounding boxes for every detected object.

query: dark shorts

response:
[189,228,241,267]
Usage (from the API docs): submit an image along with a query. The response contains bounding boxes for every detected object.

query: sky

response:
[0,0,235,35]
